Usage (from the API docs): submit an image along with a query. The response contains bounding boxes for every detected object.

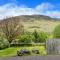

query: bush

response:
[33,30,47,43]
[40,50,46,56]
[18,34,35,44]
[16,31,47,46]
[38,32,47,43]
[53,24,60,38]
[0,37,9,50]
[32,48,40,54]
[33,30,40,43]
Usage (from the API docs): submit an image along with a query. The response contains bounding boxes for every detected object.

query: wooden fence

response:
[46,39,60,55]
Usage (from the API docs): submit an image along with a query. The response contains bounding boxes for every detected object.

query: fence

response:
[46,39,60,55]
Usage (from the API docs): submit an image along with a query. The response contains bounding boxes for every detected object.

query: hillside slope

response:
[0,15,60,33]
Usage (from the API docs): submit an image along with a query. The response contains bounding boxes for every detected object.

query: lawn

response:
[0,46,46,57]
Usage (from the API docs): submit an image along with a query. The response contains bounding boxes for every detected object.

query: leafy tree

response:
[0,17,24,47]
[39,32,47,43]
[53,24,60,38]
[18,34,35,44]
[33,30,47,43]
[33,30,40,43]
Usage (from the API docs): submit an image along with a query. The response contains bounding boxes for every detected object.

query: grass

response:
[23,20,60,32]
[0,46,46,57]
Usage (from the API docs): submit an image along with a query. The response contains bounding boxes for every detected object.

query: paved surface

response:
[0,55,60,60]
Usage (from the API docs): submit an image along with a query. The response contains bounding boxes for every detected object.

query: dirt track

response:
[0,55,60,60]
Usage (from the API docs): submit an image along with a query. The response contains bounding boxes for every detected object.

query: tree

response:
[33,30,47,43]
[53,24,60,38]
[0,17,24,47]
[39,32,47,43]
[33,30,40,43]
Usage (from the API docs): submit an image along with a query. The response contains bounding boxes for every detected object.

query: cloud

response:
[0,3,35,19]
[45,11,60,18]
[0,2,60,19]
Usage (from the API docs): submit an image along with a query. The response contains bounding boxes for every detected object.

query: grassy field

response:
[0,46,46,57]
[22,20,60,32]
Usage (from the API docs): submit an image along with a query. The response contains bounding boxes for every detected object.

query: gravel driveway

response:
[0,55,60,60]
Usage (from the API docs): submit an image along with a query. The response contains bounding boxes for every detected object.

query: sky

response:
[0,0,60,19]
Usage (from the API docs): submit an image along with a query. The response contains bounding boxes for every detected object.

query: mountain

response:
[0,15,60,33]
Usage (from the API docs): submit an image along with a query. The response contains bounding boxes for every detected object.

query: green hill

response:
[0,15,60,33]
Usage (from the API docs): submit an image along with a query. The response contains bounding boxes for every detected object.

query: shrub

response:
[18,34,35,44]
[33,30,47,43]
[40,50,46,56]
[32,48,40,54]
[17,31,47,46]
[38,32,47,43]
[0,37,9,50]
[53,24,60,38]
[33,30,40,43]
